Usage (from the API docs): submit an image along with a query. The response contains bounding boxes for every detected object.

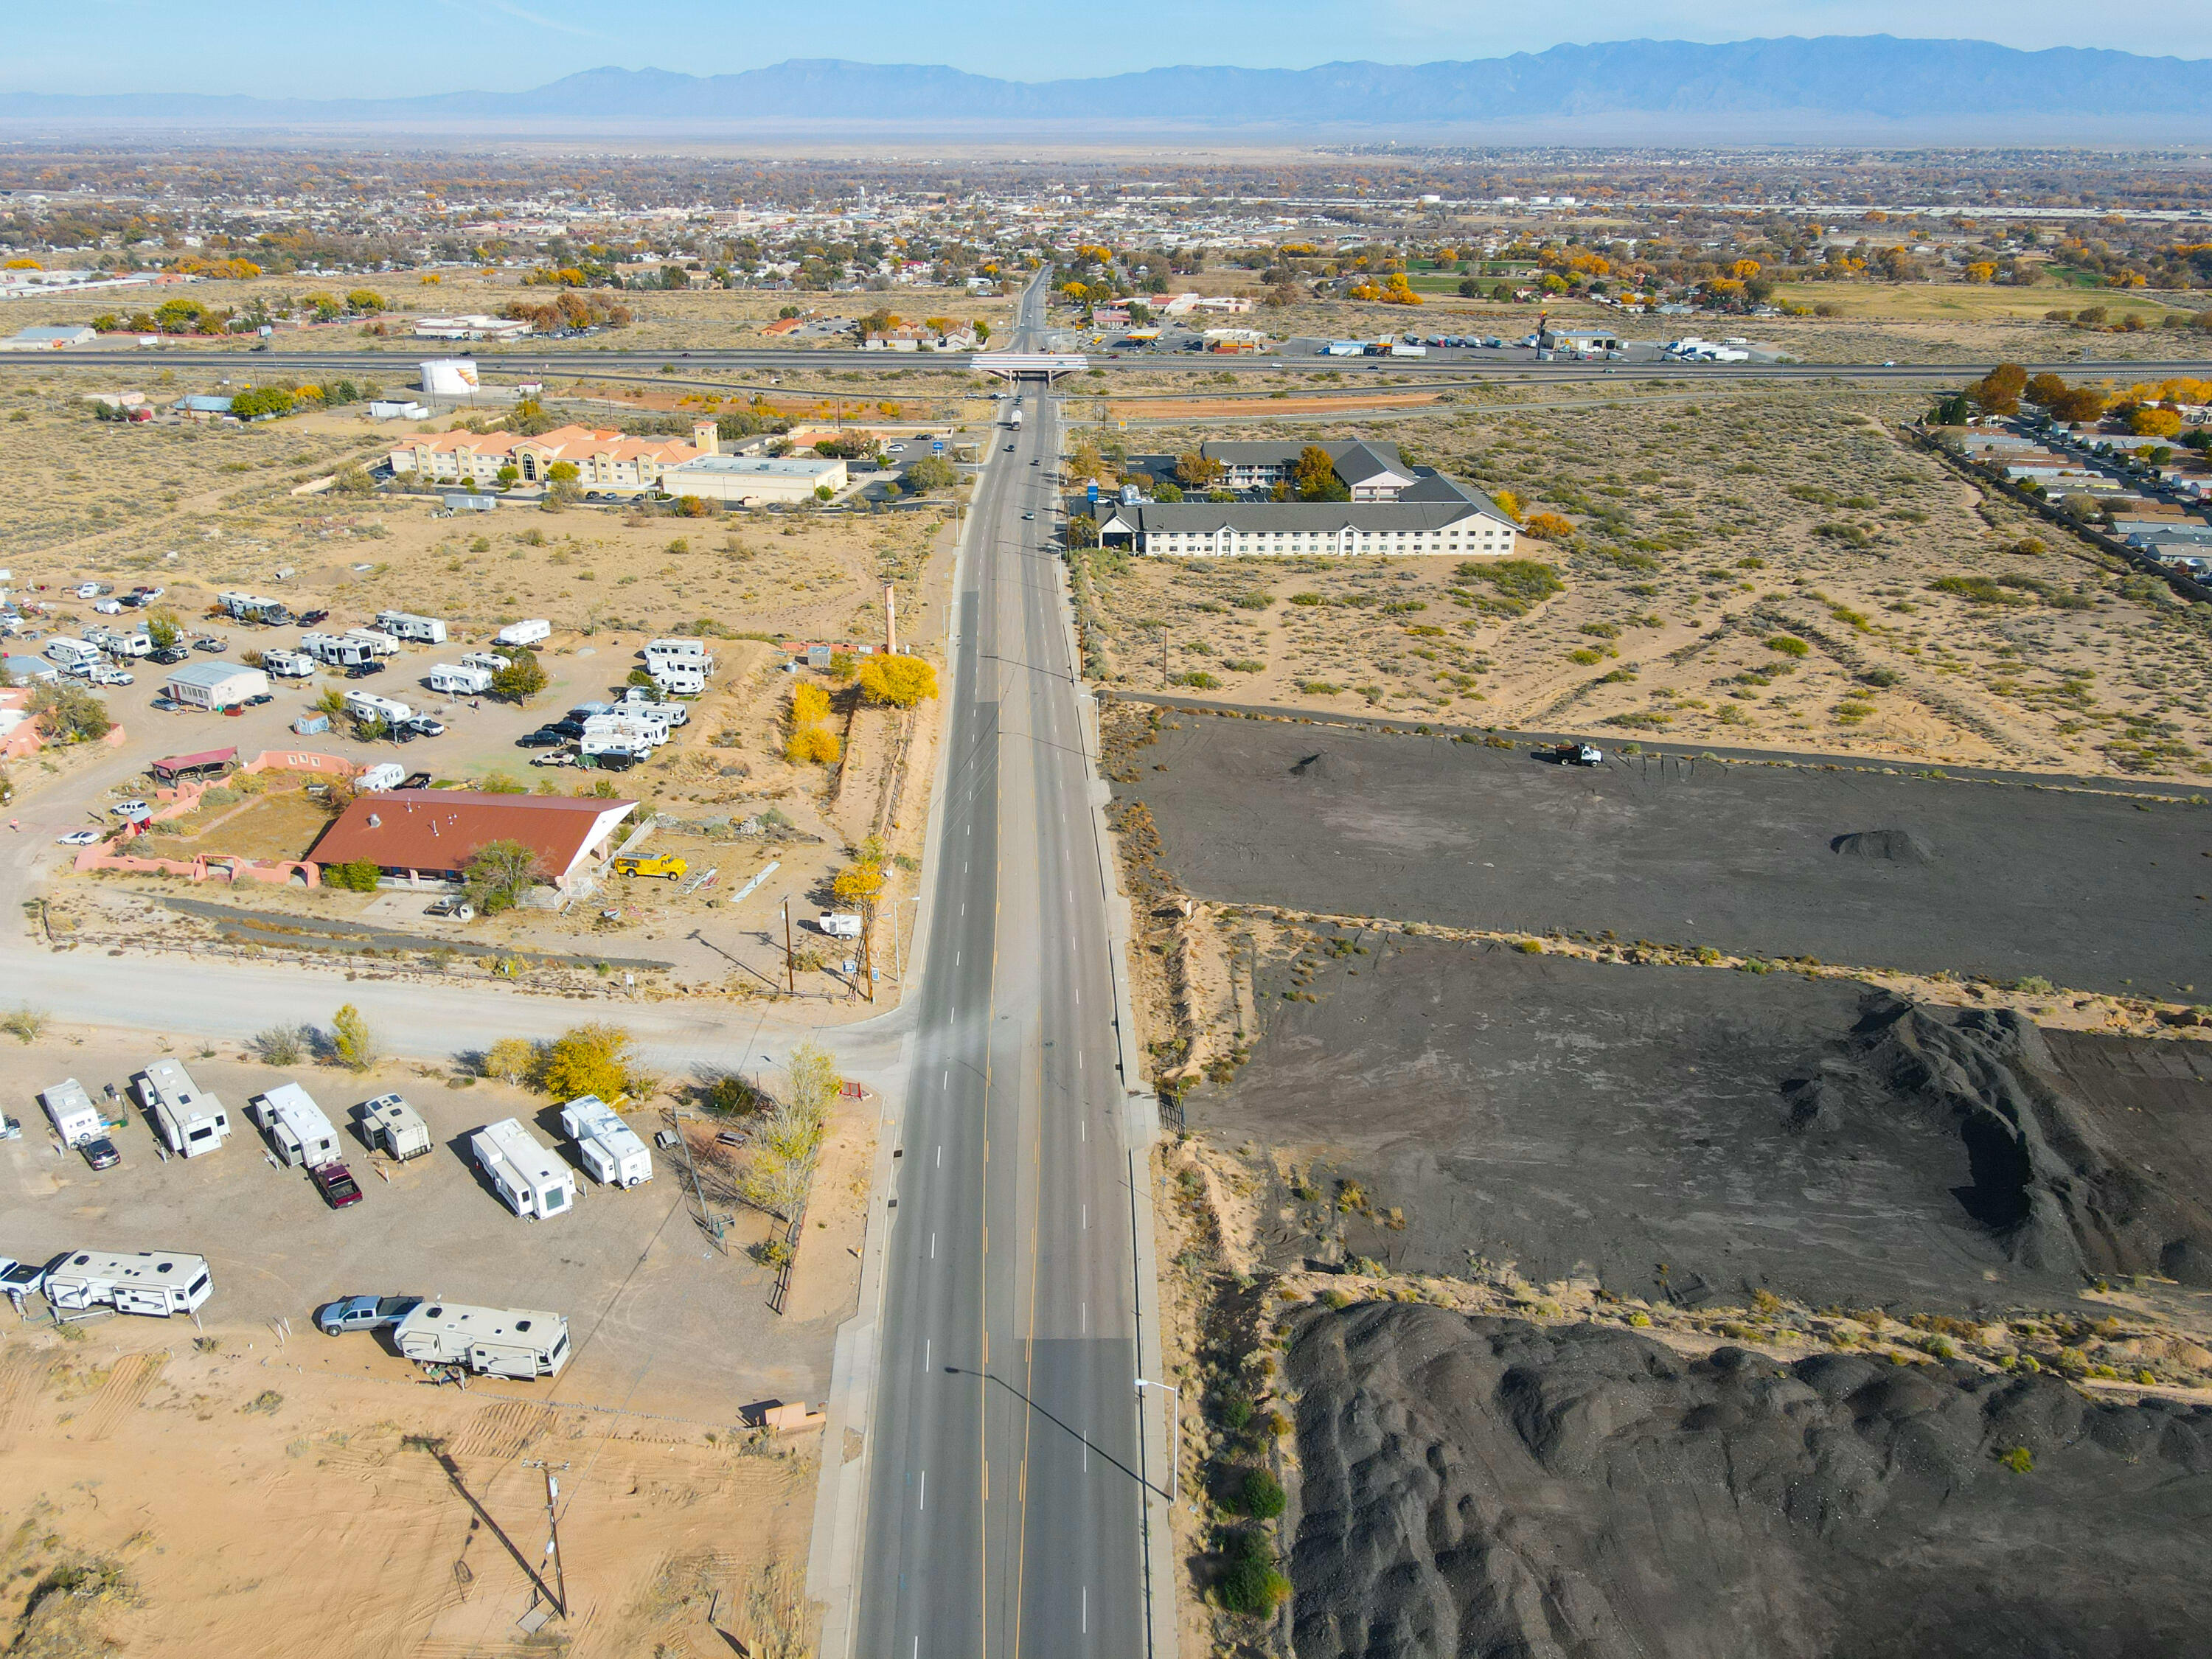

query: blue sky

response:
[9,1,2202,97]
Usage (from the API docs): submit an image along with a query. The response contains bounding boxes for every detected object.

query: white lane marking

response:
[1082,1585,1088,1633]
[1082,1205,1088,1230]
[931,1231,936,1259]
[956,951,961,967]
[936,1144,942,1166]
[925,1337,931,1371]
[942,1073,948,1090]
[1080,1118,1085,1141]
[919,1470,925,1511]
[1078,1051,1083,1071]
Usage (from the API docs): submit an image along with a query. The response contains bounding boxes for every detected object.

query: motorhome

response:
[41,637,103,673]
[262,649,318,679]
[649,662,708,696]
[133,1059,230,1158]
[247,1083,339,1168]
[301,632,375,668]
[494,619,551,648]
[426,662,493,696]
[375,611,448,645]
[469,1118,577,1219]
[392,1301,570,1379]
[557,1095,654,1189]
[341,689,414,726]
[216,591,293,626]
[38,1078,103,1147]
[644,638,714,675]
[43,1250,213,1318]
[356,1093,431,1161]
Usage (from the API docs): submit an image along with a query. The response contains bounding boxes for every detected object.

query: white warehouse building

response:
[656,453,847,506]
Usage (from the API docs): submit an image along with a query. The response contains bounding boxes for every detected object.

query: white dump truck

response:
[356,1093,432,1161]
[248,1083,339,1168]
[392,1300,571,1380]
[43,1250,213,1318]
[470,1117,577,1219]
[557,1095,653,1189]
[38,1078,103,1148]
[133,1058,231,1158]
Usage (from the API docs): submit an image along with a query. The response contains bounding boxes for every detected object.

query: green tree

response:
[312,686,347,719]
[489,650,549,706]
[540,1023,642,1102]
[330,1004,377,1072]
[463,837,544,914]
[324,858,381,892]
[145,608,183,650]
[902,456,958,495]
[27,681,112,745]
[229,386,296,422]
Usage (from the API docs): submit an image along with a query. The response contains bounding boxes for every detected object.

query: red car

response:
[309,1161,364,1209]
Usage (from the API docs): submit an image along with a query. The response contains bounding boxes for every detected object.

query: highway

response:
[13,343,2212,389]
[848,272,1156,1658]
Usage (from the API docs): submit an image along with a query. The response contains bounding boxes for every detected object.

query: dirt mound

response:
[1826,996,2212,1285]
[1289,1307,2212,1659]
[1288,751,1352,781]
[1829,827,1936,863]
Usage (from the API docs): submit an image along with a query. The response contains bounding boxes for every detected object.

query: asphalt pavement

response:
[849,273,1154,1658]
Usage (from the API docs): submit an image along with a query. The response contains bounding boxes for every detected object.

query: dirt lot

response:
[1076,389,2212,781]
[0,1031,877,1657]
[1107,709,2211,998]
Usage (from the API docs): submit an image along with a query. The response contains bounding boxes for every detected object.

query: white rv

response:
[133,1059,231,1158]
[393,1301,571,1380]
[248,1083,339,1168]
[263,649,319,679]
[342,689,414,726]
[426,662,493,696]
[644,638,714,675]
[357,1093,432,1161]
[649,662,708,697]
[494,619,551,648]
[375,611,448,645]
[459,652,509,676]
[343,627,401,658]
[44,1250,213,1318]
[41,637,104,673]
[469,1117,577,1219]
[582,712,668,751]
[38,1078,103,1147]
[557,1095,653,1189]
[355,761,406,792]
[300,631,375,668]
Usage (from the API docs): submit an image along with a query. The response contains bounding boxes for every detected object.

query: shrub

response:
[464,838,545,914]
[1523,511,1575,542]
[1764,635,1810,657]
[1172,670,1222,689]
[481,1036,539,1085]
[324,858,381,892]
[1230,592,1272,609]
[330,1004,377,1072]
[253,1023,309,1065]
[1218,1531,1291,1618]
[1998,1445,2034,1475]
[1931,574,2028,606]
[786,727,842,765]
[0,1005,46,1045]
[1236,1468,1287,1520]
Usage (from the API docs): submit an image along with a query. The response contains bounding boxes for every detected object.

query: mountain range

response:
[1,37,2208,128]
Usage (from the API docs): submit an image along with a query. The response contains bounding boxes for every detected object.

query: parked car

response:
[73,582,101,599]
[296,609,330,625]
[110,799,150,817]
[55,829,102,846]
[309,1161,364,1209]
[244,693,274,706]
[192,636,227,653]
[314,1294,421,1336]
[80,1136,121,1171]
[151,647,190,665]
[0,1258,46,1301]
[401,717,445,737]
[548,717,587,739]
[515,728,566,748]
[344,661,385,678]
[425,896,476,920]
[93,599,125,615]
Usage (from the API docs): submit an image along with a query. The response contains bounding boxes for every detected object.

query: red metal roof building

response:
[309,790,638,891]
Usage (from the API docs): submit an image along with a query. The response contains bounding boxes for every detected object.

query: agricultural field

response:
[1074,389,2212,780]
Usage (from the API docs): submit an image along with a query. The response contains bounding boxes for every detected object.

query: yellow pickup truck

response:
[612,854,686,881]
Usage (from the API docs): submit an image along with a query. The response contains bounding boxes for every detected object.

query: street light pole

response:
[1134,1377,1180,1504]
[520,1458,571,1618]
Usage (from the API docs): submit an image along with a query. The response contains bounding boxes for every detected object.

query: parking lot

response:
[0,1038,856,1417]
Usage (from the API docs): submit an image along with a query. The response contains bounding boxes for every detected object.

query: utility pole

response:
[783,896,796,995]
[520,1458,571,1618]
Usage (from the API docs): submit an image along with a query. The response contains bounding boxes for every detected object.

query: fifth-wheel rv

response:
[392,1300,571,1380]
[43,1250,213,1318]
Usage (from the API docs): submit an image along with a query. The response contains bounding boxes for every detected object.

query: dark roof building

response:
[310,790,637,890]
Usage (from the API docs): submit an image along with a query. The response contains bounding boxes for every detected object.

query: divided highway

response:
[849,276,1155,1657]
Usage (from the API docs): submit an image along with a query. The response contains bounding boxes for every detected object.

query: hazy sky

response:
[9,1,2202,97]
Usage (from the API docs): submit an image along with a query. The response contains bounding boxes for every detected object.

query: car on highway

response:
[80,1136,121,1171]
[1021,510,1035,521]
[192,636,227,653]
[315,1294,421,1336]
[515,728,567,748]
[56,829,103,846]
[309,1161,364,1209]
